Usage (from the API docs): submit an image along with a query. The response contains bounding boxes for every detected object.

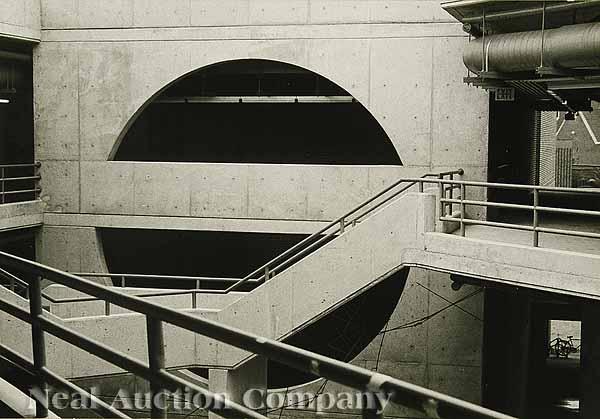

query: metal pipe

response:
[464,22,600,73]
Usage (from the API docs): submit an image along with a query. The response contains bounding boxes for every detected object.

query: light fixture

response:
[0,99,9,104]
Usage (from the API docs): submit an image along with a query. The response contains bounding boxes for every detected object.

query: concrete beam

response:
[0,201,43,232]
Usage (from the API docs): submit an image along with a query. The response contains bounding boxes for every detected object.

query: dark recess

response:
[114,59,401,165]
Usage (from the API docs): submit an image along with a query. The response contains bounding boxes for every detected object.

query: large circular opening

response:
[114,59,401,165]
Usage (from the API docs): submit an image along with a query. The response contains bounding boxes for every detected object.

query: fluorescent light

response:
[0,99,9,104]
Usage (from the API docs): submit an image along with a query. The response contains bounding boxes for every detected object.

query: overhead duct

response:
[464,22,600,74]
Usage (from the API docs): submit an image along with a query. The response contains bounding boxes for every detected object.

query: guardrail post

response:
[264,266,270,281]
[449,174,454,215]
[29,276,48,418]
[533,188,540,247]
[340,218,346,234]
[147,317,167,419]
[438,178,445,218]
[1,167,5,204]
[460,183,466,237]
[121,276,126,287]
[34,162,41,200]
[104,301,111,316]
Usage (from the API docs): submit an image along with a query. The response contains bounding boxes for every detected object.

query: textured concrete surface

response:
[37,226,110,284]
[26,0,491,405]
[0,200,43,232]
[0,0,40,41]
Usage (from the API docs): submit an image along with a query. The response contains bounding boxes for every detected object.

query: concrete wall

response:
[30,0,489,408]
[0,0,40,42]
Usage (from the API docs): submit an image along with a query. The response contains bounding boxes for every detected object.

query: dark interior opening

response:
[0,41,34,166]
[114,60,401,165]
[100,228,317,287]
[487,92,599,223]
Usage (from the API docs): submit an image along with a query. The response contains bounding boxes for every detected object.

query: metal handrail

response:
[226,169,464,292]
[0,251,515,419]
[406,177,600,247]
[0,162,42,204]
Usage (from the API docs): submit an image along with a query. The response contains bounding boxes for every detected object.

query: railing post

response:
[264,266,270,282]
[29,276,48,418]
[449,174,454,215]
[460,183,466,237]
[121,276,126,287]
[438,177,445,218]
[105,301,111,316]
[192,291,197,309]
[533,188,540,247]
[418,180,423,193]
[147,317,167,419]
[1,167,5,204]
[340,218,346,234]
[34,162,41,200]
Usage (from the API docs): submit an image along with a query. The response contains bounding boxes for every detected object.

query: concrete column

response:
[208,356,267,419]
[581,302,600,418]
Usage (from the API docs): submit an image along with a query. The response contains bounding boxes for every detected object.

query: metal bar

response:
[404,177,600,194]
[155,95,356,104]
[440,198,600,217]
[105,300,111,316]
[460,184,466,237]
[533,189,540,247]
[1,167,5,204]
[1,188,43,195]
[147,317,167,419]
[440,217,537,232]
[76,272,244,283]
[438,178,445,218]
[29,277,48,418]
[540,1,546,68]
[0,176,42,182]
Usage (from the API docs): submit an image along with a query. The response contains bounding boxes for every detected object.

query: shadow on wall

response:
[113,59,402,165]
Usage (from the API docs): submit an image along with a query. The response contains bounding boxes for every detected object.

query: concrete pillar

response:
[580,302,600,418]
[208,356,267,419]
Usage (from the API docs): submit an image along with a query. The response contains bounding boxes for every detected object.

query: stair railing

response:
[0,250,515,419]
[226,169,464,292]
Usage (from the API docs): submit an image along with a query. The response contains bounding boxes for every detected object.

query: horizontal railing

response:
[409,178,600,247]
[0,250,515,419]
[0,162,42,204]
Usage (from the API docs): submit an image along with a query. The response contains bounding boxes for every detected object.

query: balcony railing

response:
[0,162,41,204]
[0,250,516,419]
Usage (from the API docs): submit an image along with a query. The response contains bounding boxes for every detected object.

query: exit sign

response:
[495,88,516,102]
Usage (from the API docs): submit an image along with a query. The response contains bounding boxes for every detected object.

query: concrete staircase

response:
[0,190,598,380]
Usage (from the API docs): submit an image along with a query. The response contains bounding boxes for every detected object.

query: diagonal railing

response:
[0,250,515,419]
